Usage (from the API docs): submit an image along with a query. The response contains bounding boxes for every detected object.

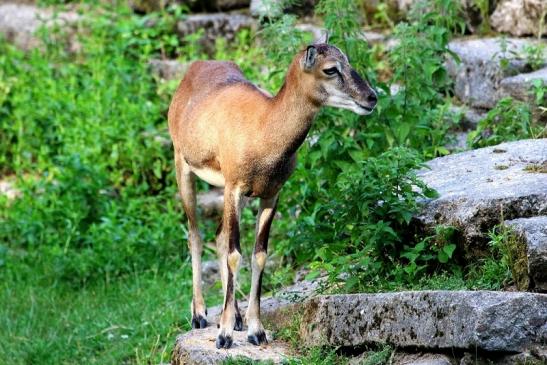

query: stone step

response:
[171,326,291,365]
[415,139,547,258]
[300,291,547,353]
[176,13,256,54]
[171,279,318,364]
[148,59,190,82]
[491,0,547,37]
[445,37,546,109]
[0,3,79,50]
[505,216,547,292]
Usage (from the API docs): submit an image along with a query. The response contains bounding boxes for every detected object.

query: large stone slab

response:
[448,105,487,130]
[250,0,315,18]
[415,139,547,256]
[491,0,547,37]
[176,13,256,54]
[445,38,545,109]
[505,216,547,292]
[148,59,190,82]
[301,291,547,352]
[206,279,319,329]
[171,279,318,364]
[171,326,291,365]
[500,67,547,105]
[0,3,79,50]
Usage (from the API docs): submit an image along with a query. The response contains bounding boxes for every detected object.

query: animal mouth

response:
[355,102,374,112]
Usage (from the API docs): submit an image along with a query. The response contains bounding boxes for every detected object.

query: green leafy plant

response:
[522,42,546,71]
[486,224,528,290]
[468,97,544,148]
[288,148,438,292]
[473,0,491,34]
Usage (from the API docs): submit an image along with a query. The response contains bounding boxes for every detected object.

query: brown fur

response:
[168,43,377,349]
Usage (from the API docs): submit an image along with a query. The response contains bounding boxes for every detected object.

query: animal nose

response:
[367,92,377,105]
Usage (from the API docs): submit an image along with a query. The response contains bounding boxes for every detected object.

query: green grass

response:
[0,268,199,365]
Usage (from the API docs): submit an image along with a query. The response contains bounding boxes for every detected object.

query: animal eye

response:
[323,67,338,76]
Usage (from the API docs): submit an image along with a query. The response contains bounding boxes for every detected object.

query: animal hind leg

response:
[175,154,207,329]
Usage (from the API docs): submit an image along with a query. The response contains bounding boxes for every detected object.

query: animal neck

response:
[267,60,321,157]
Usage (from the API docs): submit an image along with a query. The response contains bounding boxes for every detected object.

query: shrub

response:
[468,97,544,148]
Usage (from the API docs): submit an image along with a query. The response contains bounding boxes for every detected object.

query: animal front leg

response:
[215,220,243,332]
[216,185,243,349]
[246,195,278,345]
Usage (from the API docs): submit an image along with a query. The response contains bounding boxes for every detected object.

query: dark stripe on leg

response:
[224,269,233,310]
[255,199,277,253]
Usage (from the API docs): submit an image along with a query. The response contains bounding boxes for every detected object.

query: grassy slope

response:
[0,268,198,365]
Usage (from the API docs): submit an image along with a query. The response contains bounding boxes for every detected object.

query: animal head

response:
[299,43,377,115]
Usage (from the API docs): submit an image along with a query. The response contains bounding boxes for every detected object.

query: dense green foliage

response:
[0,0,542,363]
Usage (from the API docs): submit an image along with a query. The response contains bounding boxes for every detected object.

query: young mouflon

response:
[168,43,377,349]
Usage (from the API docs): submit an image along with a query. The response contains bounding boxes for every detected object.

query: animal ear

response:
[303,45,318,71]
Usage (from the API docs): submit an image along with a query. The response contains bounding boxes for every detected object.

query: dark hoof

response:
[191,314,208,329]
[216,334,233,349]
[247,331,267,346]
[234,312,243,331]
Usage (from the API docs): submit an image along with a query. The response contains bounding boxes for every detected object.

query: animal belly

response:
[191,166,225,187]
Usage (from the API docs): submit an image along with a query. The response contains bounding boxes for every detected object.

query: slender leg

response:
[216,185,244,349]
[246,194,278,345]
[175,155,207,329]
[215,219,243,332]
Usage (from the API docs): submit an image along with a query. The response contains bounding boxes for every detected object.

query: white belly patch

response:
[191,166,225,187]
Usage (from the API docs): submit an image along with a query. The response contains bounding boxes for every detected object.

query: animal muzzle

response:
[354,88,378,115]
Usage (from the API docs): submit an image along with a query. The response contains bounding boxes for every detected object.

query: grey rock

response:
[148,59,190,82]
[445,131,469,152]
[196,188,224,217]
[201,260,219,286]
[140,129,171,148]
[459,351,546,365]
[389,83,403,96]
[445,38,545,109]
[395,0,484,33]
[293,24,387,46]
[491,0,547,37]
[206,278,320,328]
[0,0,35,3]
[130,0,249,13]
[171,326,291,365]
[505,216,547,292]
[0,179,20,200]
[294,23,325,43]
[250,0,315,18]
[415,139,547,256]
[500,67,547,104]
[360,31,388,46]
[171,280,321,365]
[207,0,250,11]
[171,279,318,364]
[391,352,455,365]
[176,13,256,54]
[0,3,79,51]
[301,291,547,352]
[448,105,487,130]
[496,351,546,365]
[129,0,167,13]
[250,0,282,18]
